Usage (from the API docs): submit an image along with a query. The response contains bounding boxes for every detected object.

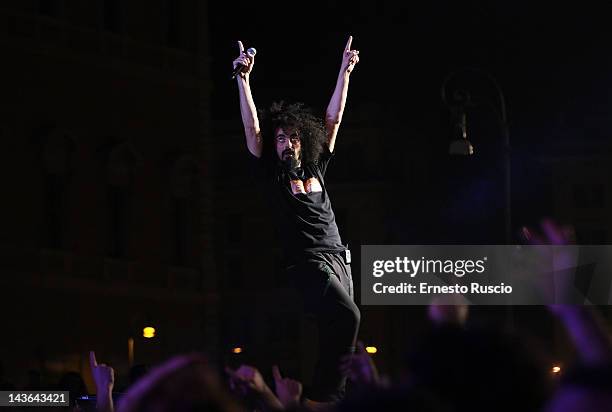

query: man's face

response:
[275,127,301,164]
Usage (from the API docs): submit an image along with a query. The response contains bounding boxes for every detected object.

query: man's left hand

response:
[341,35,360,74]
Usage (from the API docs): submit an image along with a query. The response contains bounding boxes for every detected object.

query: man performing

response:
[233,36,361,402]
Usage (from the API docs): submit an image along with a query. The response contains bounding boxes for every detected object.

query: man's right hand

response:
[225,364,268,396]
[233,40,254,79]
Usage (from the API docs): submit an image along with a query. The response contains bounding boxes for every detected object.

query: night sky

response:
[210,1,612,145]
[208,0,612,244]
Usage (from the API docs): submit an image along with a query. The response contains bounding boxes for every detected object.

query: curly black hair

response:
[259,101,328,166]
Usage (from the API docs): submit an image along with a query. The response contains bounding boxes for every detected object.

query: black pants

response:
[287,251,361,402]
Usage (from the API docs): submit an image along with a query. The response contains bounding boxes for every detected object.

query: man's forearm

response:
[96,388,114,412]
[326,71,350,124]
[237,76,259,129]
[237,75,262,156]
[556,306,612,365]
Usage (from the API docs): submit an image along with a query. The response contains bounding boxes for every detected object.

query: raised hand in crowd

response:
[550,304,612,367]
[89,351,115,412]
[233,40,255,80]
[225,364,284,411]
[118,353,243,412]
[521,217,575,246]
[427,295,469,327]
[272,365,302,409]
[521,218,612,365]
[521,217,578,303]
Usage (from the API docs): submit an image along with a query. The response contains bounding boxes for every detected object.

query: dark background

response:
[1,0,611,394]
[212,0,612,243]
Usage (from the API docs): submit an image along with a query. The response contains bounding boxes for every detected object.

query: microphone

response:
[284,154,303,180]
[232,47,257,79]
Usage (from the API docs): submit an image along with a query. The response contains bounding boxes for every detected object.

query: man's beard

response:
[282,150,300,170]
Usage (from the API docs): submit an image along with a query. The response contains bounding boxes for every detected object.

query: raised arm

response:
[522,219,612,366]
[89,351,115,412]
[325,36,360,152]
[234,41,263,158]
[549,306,612,366]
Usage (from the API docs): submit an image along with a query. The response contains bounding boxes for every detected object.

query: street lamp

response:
[441,68,512,243]
[143,326,156,338]
[448,109,474,156]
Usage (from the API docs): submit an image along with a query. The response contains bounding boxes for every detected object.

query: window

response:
[162,0,196,50]
[41,130,75,250]
[225,257,244,287]
[227,214,244,245]
[173,199,189,265]
[103,0,122,32]
[164,0,180,48]
[38,0,62,18]
[107,186,130,258]
[171,155,198,266]
[43,174,67,249]
[106,143,137,258]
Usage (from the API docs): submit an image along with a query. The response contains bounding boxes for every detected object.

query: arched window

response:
[41,129,76,250]
[170,154,198,266]
[106,142,138,258]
